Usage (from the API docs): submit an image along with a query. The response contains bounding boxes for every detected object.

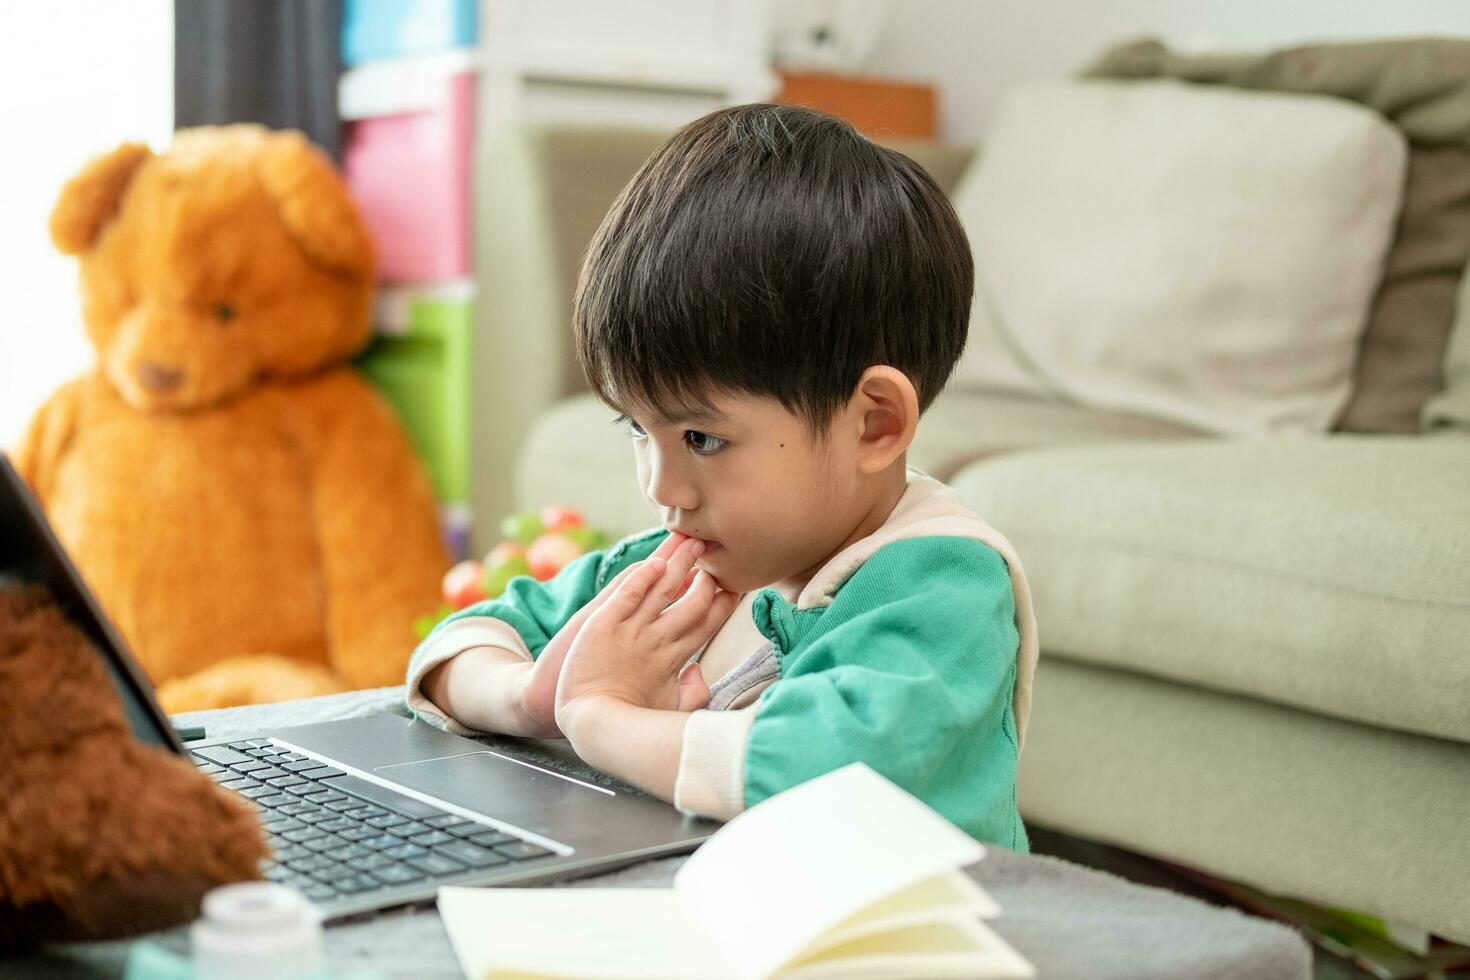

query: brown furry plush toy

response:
[0,586,267,946]
[14,125,451,712]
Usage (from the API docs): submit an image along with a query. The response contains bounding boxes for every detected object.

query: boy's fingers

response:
[643,537,703,615]
[693,589,740,642]
[651,531,687,563]
[676,662,710,712]
[658,569,720,636]
[610,557,666,614]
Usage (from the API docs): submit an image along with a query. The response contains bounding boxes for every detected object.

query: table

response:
[14,687,1310,979]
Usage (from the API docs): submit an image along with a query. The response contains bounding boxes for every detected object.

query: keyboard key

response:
[283,760,326,772]
[384,843,428,860]
[277,801,319,816]
[370,864,424,885]
[296,810,333,824]
[302,836,345,853]
[318,817,356,833]
[230,760,271,774]
[363,835,402,851]
[286,855,332,873]
[302,790,347,804]
[333,874,382,895]
[193,746,252,766]
[324,843,369,861]
[195,762,225,775]
[468,830,519,848]
[255,794,294,809]
[366,814,407,829]
[442,821,486,838]
[271,843,310,862]
[263,864,293,882]
[208,770,235,783]
[239,786,277,800]
[388,822,431,838]
[282,782,321,797]
[227,740,257,750]
[323,799,362,813]
[407,854,465,877]
[495,841,553,862]
[262,817,304,834]
[339,827,380,843]
[423,815,464,829]
[220,777,261,791]
[309,864,357,883]
[408,831,453,847]
[281,827,327,843]
[434,842,510,868]
[245,747,277,758]
[302,883,338,901]
[265,775,308,789]
[251,767,288,780]
[347,854,394,872]
[301,766,346,780]
[343,806,385,820]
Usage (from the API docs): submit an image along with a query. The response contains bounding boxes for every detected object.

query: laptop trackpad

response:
[374,751,614,822]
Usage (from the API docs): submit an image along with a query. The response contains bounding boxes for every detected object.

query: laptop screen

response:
[0,455,182,753]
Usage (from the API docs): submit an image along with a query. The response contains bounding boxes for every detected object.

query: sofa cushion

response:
[951,436,1470,743]
[515,390,1205,535]
[951,79,1407,434]
[1086,37,1470,435]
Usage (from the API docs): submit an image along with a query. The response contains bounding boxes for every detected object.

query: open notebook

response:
[438,764,1034,979]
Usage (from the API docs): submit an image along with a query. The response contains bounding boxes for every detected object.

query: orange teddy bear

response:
[15,125,451,713]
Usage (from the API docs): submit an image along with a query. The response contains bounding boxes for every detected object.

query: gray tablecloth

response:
[16,687,1310,980]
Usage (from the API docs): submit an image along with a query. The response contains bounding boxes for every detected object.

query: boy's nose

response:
[645,458,699,513]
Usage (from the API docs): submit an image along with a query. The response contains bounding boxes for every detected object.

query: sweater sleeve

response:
[404,528,668,733]
[743,537,1027,849]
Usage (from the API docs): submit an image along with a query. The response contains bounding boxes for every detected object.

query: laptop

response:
[0,454,717,920]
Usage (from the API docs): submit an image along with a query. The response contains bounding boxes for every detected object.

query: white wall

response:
[861,0,1470,142]
[0,2,173,451]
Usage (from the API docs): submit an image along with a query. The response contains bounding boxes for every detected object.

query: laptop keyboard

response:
[191,739,555,904]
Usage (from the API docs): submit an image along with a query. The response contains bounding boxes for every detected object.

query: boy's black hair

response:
[573,102,974,436]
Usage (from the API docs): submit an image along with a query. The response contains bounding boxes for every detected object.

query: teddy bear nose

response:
[137,362,184,393]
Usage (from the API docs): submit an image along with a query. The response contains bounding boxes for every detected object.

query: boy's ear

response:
[852,366,919,474]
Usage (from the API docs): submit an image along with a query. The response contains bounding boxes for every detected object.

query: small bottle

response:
[191,882,327,980]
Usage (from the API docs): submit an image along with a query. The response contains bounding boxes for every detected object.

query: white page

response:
[782,919,1035,980]
[672,764,985,978]
[798,870,1000,957]
[438,887,744,979]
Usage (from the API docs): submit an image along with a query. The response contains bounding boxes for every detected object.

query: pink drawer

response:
[344,71,475,283]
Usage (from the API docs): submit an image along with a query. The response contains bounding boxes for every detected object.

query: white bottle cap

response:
[191,882,327,980]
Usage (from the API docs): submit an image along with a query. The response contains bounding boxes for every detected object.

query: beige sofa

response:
[469,122,1470,941]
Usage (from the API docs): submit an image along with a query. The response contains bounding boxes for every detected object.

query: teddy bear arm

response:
[296,375,450,690]
[156,654,349,713]
[13,379,83,502]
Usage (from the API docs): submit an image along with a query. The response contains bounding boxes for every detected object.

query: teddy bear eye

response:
[215,303,236,324]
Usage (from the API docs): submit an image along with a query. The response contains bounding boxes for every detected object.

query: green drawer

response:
[357,294,473,505]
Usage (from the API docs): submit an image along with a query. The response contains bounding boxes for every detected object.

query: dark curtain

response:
[174,0,344,160]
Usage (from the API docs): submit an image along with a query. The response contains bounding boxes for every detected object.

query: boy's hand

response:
[516,532,694,737]
[554,536,737,735]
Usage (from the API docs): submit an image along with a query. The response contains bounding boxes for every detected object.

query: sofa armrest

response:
[951,433,1470,743]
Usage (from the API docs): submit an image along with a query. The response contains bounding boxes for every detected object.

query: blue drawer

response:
[343,0,479,66]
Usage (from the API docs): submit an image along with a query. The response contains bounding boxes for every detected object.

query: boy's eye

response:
[685,430,727,455]
[612,414,647,439]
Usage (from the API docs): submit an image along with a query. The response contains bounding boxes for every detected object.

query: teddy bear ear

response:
[49,143,153,255]
[257,130,376,280]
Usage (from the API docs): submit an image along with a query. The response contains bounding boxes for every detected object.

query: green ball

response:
[563,527,607,551]
[483,555,533,597]
[500,510,545,545]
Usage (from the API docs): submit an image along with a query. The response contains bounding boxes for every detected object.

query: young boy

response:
[407,103,1038,849]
